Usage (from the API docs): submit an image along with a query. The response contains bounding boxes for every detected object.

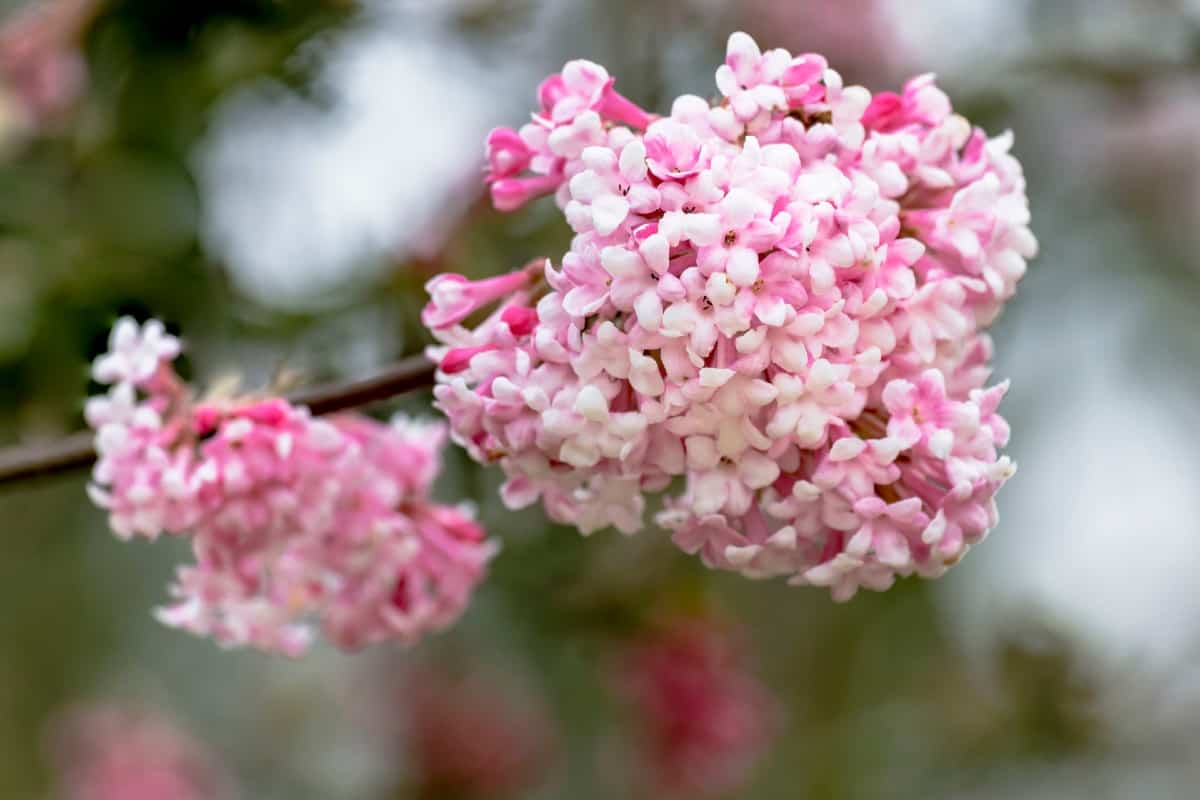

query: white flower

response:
[91,317,180,387]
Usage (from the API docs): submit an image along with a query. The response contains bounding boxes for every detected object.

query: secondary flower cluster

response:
[426,32,1035,599]
[46,702,236,800]
[613,621,776,797]
[85,318,494,655]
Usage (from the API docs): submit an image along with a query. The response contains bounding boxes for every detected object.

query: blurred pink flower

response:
[400,665,558,797]
[614,620,777,797]
[46,703,236,800]
[0,0,97,126]
[1090,78,1200,251]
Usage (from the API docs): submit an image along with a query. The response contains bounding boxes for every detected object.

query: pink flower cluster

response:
[613,621,776,797]
[426,32,1035,599]
[46,702,236,800]
[85,318,495,656]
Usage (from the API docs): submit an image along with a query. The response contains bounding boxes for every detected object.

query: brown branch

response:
[0,354,437,486]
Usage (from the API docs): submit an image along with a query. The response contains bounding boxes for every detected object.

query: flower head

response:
[613,620,777,797]
[426,31,1034,600]
[85,320,495,655]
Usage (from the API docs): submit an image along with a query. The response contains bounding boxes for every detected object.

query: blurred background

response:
[2,0,1200,797]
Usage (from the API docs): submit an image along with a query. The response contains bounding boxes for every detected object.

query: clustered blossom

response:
[85,317,495,656]
[428,32,1036,599]
[46,702,236,800]
[613,621,776,797]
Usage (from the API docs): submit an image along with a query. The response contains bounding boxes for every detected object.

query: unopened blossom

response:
[613,621,776,797]
[425,31,1035,601]
[46,702,236,800]
[85,318,495,655]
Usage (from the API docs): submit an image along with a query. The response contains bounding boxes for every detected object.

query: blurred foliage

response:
[0,0,356,438]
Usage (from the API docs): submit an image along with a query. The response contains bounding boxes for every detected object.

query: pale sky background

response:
[196,3,516,308]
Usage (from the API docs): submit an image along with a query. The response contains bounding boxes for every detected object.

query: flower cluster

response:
[426,32,1035,599]
[85,317,495,655]
[613,621,776,797]
[46,702,236,800]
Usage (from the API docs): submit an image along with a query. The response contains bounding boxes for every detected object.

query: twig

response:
[0,354,437,486]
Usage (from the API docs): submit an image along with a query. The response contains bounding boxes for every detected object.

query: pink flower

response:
[0,0,96,126]
[613,620,777,798]
[715,32,791,124]
[691,183,782,287]
[538,59,652,129]
[85,321,495,655]
[882,370,962,454]
[657,272,738,358]
[422,268,535,329]
[645,118,710,179]
[46,702,236,800]
[484,127,533,181]
[552,245,613,318]
[905,173,1001,267]
[863,73,952,132]
[601,233,675,330]
[481,60,651,215]
[399,664,558,797]
[564,140,658,236]
[425,32,1035,602]
[814,67,872,149]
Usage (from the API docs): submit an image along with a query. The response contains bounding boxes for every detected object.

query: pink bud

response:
[422,270,534,329]
[489,174,562,212]
[500,305,538,337]
[422,503,487,543]
[961,128,987,166]
[861,92,903,131]
[537,73,569,116]
[781,55,828,106]
[441,345,499,375]
[192,404,221,435]
[238,398,290,426]
[597,84,653,129]
[485,127,533,181]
